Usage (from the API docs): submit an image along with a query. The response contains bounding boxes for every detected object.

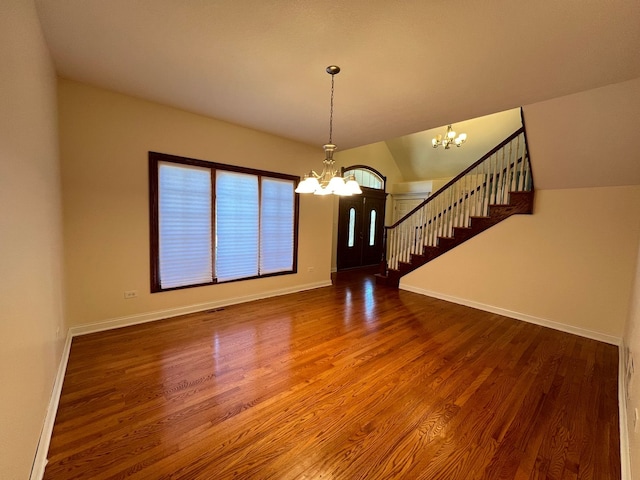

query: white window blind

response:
[215,171,259,282]
[260,178,294,274]
[152,153,298,291]
[158,162,212,289]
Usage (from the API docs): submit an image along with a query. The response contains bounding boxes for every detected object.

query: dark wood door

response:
[337,189,386,270]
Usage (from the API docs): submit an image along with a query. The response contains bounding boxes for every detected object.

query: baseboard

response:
[30,331,73,480]
[399,285,621,346]
[70,280,332,337]
[619,339,631,479]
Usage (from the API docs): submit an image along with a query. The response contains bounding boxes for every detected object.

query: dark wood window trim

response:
[149,151,300,293]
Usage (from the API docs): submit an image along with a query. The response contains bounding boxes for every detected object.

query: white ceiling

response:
[35,0,640,152]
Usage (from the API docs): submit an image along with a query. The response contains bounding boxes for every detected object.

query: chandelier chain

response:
[294,65,361,196]
[328,73,335,144]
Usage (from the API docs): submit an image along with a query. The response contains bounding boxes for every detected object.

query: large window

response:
[150,152,299,292]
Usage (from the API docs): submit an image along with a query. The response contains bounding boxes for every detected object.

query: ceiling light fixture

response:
[295,66,362,196]
[432,125,467,149]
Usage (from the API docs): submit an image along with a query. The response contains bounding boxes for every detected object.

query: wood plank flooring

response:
[44,269,620,479]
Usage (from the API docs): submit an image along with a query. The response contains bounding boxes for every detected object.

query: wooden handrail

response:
[386,127,525,230]
[419,155,524,230]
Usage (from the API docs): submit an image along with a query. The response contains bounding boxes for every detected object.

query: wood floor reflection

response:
[45,269,620,479]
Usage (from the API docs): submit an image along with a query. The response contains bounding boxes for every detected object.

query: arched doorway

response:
[336,166,387,270]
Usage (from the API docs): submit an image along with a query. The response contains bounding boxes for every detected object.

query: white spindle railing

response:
[383,128,532,271]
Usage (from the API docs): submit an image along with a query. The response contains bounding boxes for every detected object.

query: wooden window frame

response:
[149,151,299,293]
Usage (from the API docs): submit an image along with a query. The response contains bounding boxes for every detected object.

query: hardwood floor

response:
[45,270,620,479]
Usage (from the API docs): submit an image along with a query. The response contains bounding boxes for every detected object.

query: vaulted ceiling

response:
[385,108,522,181]
[35,0,640,153]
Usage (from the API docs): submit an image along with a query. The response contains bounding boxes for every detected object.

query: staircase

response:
[377,127,534,287]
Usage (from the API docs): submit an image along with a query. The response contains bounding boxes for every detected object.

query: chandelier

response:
[432,125,467,149]
[295,66,362,196]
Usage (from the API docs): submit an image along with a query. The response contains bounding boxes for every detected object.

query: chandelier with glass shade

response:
[432,125,467,149]
[295,66,362,196]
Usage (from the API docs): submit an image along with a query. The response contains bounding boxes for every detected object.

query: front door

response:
[337,190,386,270]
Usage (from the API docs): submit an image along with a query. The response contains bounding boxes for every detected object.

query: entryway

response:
[336,166,387,270]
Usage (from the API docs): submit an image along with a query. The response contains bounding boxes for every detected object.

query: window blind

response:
[158,162,212,289]
[215,171,259,282]
[151,152,298,291]
[260,178,294,274]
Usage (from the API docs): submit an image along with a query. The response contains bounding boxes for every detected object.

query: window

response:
[342,167,385,190]
[369,210,377,246]
[158,162,212,289]
[215,171,259,282]
[150,152,299,292]
[260,178,295,275]
[347,208,356,247]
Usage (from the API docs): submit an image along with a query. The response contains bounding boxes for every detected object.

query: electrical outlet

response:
[307,266,315,272]
[124,290,138,299]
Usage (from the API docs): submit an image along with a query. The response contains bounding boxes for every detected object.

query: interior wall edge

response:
[399,284,621,346]
[29,331,73,480]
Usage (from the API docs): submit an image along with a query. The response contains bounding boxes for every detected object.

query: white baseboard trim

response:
[70,280,332,337]
[619,340,631,479]
[399,284,622,346]
[30,331,73,480]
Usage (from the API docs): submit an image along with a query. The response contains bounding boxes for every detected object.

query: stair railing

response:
[382,127,532,272]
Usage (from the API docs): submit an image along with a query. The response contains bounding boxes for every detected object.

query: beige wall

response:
[430,177,455,194]
[385,107,523,182]
[59,79,333,328]
[624,233,640,479]
[402,186,640,340]
[0,1,66,478]
[524,77,640,190]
